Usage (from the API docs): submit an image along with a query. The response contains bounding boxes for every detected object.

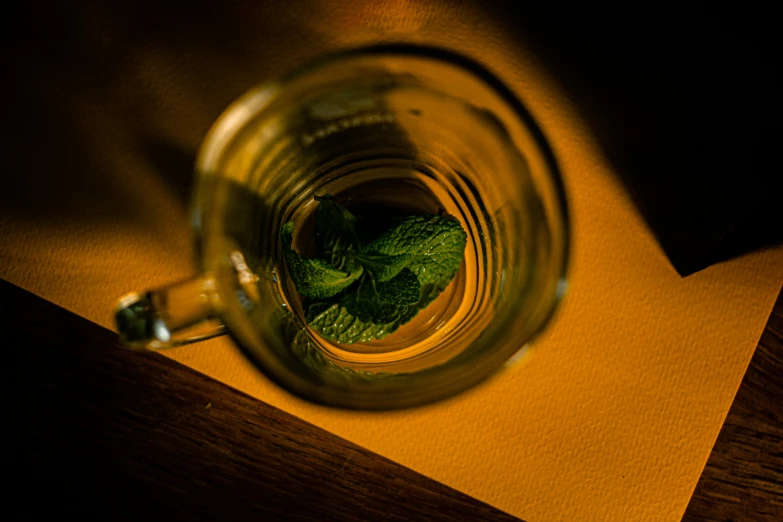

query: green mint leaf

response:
[343,268,420,324]
[282,222,362,300]
[314,194,360,272]
[361,215,467,290]
[352,252,413,282]
[304,215,466,344]
[306,300,395,344]
[293,210,466,345]
[305,269,420,344]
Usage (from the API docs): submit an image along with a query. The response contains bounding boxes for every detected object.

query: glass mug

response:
[115,45,569,410]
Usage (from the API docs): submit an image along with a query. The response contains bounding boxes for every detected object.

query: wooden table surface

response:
[683,289,783,521]
[5,278,782,521]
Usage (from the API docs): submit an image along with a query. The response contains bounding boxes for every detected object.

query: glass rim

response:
[194,43,571,409]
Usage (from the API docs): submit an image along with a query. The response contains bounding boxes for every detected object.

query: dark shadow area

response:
[3,279,519,521]
[2,2,778,273]
[0,1,331,225]
[139,140,198,208]
[486,4,782,275]
[704,200,783,269]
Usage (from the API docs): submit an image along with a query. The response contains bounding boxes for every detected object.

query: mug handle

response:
[114,275,227,350]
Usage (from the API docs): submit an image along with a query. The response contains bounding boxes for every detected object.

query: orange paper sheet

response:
[2,4,782,521]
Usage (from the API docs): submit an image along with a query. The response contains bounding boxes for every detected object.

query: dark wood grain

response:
[4,279,520,522]
[5,278,783,522]
[683,289,783,522]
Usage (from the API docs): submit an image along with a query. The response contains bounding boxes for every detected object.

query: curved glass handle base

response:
[114,275,226,351]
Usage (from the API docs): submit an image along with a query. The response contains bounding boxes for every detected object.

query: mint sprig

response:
[282,195,467,344]
[281,222,363,300]
[344,268,420,325]
[314,194,361,272]
[352,253,413,282]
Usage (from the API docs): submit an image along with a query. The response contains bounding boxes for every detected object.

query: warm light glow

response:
[2,3,782,522]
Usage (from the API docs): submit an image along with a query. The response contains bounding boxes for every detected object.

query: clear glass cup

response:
[114,44,569,409]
